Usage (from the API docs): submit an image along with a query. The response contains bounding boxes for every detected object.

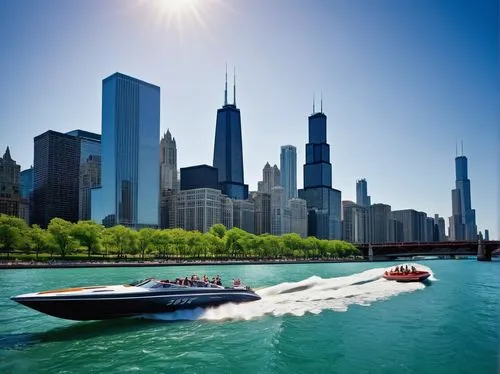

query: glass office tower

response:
[299,109,341,239]
[280,145,297,200]
[91,73,160,228]
[450,154,477,240]
[212,69,248,199]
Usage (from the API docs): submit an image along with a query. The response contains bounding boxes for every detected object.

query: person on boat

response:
[215,276,222,286]
[233,278,241,287]
[399,265,404,272]
[411,266,417,273]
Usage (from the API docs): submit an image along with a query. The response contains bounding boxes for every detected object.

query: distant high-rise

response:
[342,201,368,243]
[368,203,392,244]
[20,167,34,199]
[250,191,271,235]
[434,214,446,241]
[280,145,297,200]
[213,67,248,200]
[356,179,371,207]
[20,166,34,224]
[159,130,178,229]
[258,162,280,194]
[298,99,341,239]
[66,130,101,221]
[271,186,289,236]
[233,199,255,233]
[0,147,20,217]
[449,150,476,240]
[392,209,428,242]
[91,73,160,228]
[33,131,80,227]
[288,198,308,237]
[160,130,178,192]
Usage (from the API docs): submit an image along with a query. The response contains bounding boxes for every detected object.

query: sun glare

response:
[134,0,232,44]
[154,0,200,14]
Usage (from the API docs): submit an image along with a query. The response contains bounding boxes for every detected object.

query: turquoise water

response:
[0,260,499,373]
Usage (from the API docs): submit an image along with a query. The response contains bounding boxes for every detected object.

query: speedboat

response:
[383,269,431,282]
[10,278,261,321]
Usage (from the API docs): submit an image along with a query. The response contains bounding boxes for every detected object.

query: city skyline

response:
[0,0,497,238]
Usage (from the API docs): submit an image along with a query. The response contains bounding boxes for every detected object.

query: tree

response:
[137,228,155,260]
[0,214,29,258]
[282,233,302,258]
[151,230,170,258]
[209,224,227,239]
[103,225,136,258]
[29,224,49,260]
[186,230,203,258]
[168,228,188,258]
[72,220,104,258]
[47,218,77,258]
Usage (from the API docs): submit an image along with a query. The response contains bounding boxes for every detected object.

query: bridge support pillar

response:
[477,232,491,261]
[368,245,373,262]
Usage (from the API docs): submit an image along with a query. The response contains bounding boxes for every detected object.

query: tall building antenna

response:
[320,91,323,113]
[461,141,464,156]
[313,93,316,114]
[224,63,228,105]
[233,66,236,106]
[455,141,458,157]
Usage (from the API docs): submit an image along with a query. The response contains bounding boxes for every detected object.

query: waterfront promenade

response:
[0,257,367,269]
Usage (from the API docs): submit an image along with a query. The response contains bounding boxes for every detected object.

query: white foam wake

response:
[143,264,434,322]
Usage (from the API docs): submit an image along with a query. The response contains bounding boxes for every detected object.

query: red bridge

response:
[356,240,500,261]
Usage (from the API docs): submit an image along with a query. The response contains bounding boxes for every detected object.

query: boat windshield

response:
[131,279,176,289]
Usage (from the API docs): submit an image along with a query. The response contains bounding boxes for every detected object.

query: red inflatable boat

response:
[383,270,431,282]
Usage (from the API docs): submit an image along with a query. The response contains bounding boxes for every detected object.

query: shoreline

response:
[0,258,369,270]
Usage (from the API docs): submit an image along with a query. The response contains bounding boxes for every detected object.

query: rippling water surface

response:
[1,260,499,373]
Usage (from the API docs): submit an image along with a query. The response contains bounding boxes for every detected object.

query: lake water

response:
[1,260,499,373]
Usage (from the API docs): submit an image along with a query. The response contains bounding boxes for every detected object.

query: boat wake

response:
[142,264,435,322]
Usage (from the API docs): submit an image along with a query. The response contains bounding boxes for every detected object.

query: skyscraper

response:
[213,68,248,200]
[66,130,101,221]
[249,191,271,235]
[0,147,20,217]
[280,145,297,200]
[33,131,80,227]
[342,200,368,243]
[160,130,178,192]
[91,73,160,228]
[20,167,34,199]
[271,186,289,235]
[20,166,34,224]
[449,150,477,240]
[298,99,342,239]
[159,130,178,229]
[257,162,280,194]
[368,203,392,243]
[356,179,371,207]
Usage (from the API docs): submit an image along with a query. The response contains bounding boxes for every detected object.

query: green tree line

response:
[0,214,361,261]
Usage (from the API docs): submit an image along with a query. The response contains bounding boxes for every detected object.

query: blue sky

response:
[0,0,498,238]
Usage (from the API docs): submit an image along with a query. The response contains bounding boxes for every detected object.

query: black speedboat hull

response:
[11,283,261,321]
